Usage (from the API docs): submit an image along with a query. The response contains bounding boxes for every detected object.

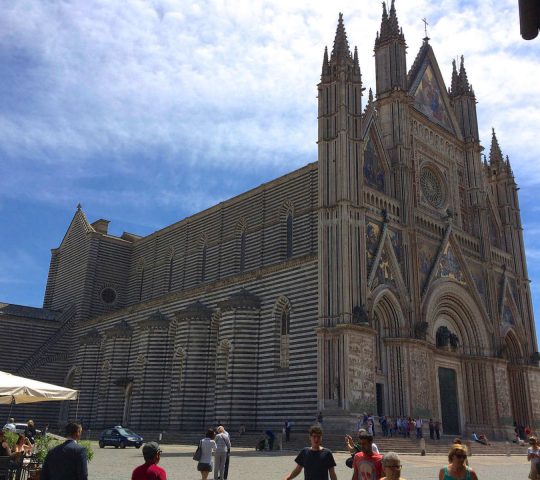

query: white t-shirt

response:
[199,438,217,464]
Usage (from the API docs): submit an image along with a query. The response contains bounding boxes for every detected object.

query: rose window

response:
[420,167,445,208]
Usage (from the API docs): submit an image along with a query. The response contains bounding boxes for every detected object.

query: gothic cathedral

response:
[1,2,538,438]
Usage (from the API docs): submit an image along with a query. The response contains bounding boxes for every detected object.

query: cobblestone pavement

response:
[89,443,530,480]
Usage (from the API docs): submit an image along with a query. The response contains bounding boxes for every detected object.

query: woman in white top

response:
[214,426,231,480]
[528,436,540,480]
[198,429,217,480]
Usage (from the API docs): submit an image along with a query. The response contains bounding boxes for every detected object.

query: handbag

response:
[345,455,354,468]
[193,441,202,461]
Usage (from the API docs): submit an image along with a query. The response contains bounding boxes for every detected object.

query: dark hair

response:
[309,425,323,436]
[206,429,215,438]
[65,422,82,437]
[16,434,25,444]
[358,429,374,442]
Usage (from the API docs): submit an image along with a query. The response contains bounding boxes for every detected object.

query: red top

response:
[352,451,383,480]
[131,463,167,480]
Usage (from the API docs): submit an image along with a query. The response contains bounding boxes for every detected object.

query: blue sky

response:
[1,0,539,337]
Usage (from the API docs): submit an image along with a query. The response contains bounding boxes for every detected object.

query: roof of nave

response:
[0,302,60,321]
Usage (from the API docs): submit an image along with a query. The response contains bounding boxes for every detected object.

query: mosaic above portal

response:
[418,241,438,290]
[435,243,466,285]
[414,64,453,131]
[372,247,397,291]
[364,138,385,192]
[366,221,382,271]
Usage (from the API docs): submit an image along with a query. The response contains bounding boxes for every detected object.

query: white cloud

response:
[1,0,540,320]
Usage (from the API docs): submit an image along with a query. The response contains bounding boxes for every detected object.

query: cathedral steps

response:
[82,429,529,455]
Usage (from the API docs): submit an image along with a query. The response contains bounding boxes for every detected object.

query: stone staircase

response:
[83,429,529,456]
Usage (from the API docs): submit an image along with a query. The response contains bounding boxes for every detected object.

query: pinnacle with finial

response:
[458,55,471,93]
[489,128,504,167]
[322,46,329,75]
[331,12,352,63]
[377,0,403,44]
[77,203,82,211]
[450,59,459,96]
[369,88,374,103]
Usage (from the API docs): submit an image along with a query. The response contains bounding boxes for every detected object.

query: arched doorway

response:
[424,280,492,435]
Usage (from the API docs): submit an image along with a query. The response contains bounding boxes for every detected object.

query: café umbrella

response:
[0,370,79,420]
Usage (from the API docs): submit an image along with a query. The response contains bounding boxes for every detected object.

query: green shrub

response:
[32,435,94,464]
[3,430,18,449]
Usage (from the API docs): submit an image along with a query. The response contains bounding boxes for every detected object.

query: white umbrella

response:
[0,370,78,405]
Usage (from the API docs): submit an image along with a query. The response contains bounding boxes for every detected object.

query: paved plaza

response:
[88,443,530,480]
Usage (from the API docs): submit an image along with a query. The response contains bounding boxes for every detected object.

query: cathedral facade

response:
[2,2,539,437]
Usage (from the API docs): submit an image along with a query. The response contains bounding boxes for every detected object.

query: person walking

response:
[197,429,217,480]
[214,426,231,480]
[221,426,231,480]
[351,429,383,480]
[435,420,441,440]
[438,444,478,480]
[131,442,167,480]
[528,436,540,480]
[429,419,435,440]
[41,422,88,480]
[284,426,337,480]
[381,452,406,480]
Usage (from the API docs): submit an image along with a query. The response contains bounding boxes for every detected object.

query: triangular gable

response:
[499,274,522,327]
[58,205,95,249]
[408,44,461,136]
[361,112,392,194]
[421,225,490,321]
[368,223,408,301]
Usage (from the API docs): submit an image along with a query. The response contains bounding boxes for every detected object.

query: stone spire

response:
[450,59,459,96]
[321,46,330,76]
[458,55,472,95]
[331,13,352,64]
[489,128,505,169]
[376,0,405,46]
[353,46,361,75]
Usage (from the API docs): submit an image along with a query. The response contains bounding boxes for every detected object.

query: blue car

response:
[98,426,143,449]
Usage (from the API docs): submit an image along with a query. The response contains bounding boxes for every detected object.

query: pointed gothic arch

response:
[273,296,292,369]
[369,290,407,416]
[236,219,247,272]
[424,279,491,356]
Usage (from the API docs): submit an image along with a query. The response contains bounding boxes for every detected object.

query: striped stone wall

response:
[67,256,318,432]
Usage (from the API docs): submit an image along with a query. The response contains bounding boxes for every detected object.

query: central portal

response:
[438,367,460,435]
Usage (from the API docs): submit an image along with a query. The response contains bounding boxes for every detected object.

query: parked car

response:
[98,426,143,449]
[14,423,41,436]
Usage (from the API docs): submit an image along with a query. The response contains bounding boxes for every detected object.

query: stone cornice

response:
[316,323,377,336]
